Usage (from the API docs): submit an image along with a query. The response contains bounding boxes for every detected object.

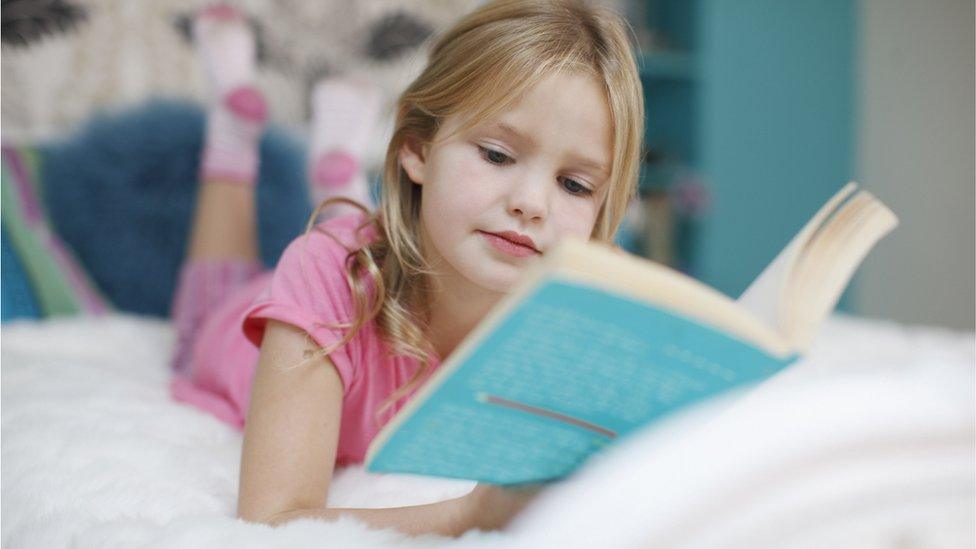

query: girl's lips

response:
[478,231,541,258]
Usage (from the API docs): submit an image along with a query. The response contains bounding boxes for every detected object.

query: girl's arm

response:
[262,484,540,536]
[238,320,503,537]
[263,498,475,537]
[237,320,344,523]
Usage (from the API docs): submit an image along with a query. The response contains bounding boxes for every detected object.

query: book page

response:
[788,193,898,350]
[736,182,859,333]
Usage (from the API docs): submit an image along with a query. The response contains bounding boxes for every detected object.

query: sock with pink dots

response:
[194,4,267,186]
[308,77,383,217]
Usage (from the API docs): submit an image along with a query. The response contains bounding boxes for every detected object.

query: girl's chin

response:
[475,279,517,294]
[440,245,535,294]
[462,265,526,294]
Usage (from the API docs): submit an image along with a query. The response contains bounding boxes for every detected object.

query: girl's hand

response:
[465,482,546,531]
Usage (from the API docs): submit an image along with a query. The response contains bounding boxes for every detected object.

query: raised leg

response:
[171,4,267,375]
[308,76,383,219]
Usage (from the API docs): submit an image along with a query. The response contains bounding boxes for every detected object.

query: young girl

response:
[170,0,643,537]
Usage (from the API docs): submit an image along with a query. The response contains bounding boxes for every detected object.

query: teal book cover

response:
[366,184,896,485]
[366,277,793,485]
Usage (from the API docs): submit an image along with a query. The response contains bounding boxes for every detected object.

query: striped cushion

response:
[1,144,111,320]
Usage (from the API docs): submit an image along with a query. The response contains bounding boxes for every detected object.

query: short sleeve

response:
[242,214,374,393]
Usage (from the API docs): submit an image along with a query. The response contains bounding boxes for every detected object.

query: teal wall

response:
[697,0,856,305]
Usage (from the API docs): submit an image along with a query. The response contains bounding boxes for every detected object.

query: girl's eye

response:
[478,145,512,165]
[560,177,593,197]
[477,144,592,197]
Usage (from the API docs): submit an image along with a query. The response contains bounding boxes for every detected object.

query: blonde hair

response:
[300,0,644,416]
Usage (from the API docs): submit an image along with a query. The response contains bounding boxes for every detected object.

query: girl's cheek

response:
[560,190,600,216]
[557,198,600,236]
[458,148,491,177]
[451,153,497,196]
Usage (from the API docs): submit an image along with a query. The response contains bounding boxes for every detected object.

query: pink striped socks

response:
[308,77,383,217]
[194,4,267,186]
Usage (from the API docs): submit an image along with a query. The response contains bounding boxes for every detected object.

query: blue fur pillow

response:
[38,99,312,317]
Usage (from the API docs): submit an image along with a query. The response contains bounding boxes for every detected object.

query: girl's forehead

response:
[477,73,613,160]
[446,66,601,118]
[444,71,612,143]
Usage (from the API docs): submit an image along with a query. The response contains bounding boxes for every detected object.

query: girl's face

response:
[400,71,613,294]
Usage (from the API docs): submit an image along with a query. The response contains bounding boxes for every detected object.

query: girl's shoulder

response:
[243,211,381,348]
[277,212,380,277]
[300,212,380,258]
[268,211,381,308]
[242,212,383,394]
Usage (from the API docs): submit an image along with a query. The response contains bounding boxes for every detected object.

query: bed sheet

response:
[2,313,973,548]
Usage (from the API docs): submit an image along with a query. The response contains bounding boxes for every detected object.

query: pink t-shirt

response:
[240,213,439,465]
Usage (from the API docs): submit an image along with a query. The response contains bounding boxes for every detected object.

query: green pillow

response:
[1,145,111,319]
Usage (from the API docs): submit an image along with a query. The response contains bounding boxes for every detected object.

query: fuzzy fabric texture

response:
[0,314,482,549]
[2,313,973,548]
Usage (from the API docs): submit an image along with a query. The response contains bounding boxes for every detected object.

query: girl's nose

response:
[507,177,549,222]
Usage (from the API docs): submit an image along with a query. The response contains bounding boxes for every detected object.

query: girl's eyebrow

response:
[570,155,610,177]
[488,122,609,176]
[487,122,535,147]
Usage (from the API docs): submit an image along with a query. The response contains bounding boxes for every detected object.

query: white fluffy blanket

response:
[2,314,973,548]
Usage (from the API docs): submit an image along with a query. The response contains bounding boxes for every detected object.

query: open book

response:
[365,182,898,484]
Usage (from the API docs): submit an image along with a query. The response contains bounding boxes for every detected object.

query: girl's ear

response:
[398,137,428,185]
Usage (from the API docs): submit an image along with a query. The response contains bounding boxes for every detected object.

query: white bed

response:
[2,313,973,548]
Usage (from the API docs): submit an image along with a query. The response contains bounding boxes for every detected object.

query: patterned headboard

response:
[0,0,483,167]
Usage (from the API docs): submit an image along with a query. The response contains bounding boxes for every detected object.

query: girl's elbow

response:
[241,507,330,528]
[236,501,286,526]
[238,507,288,527]
[236,505,270,525]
